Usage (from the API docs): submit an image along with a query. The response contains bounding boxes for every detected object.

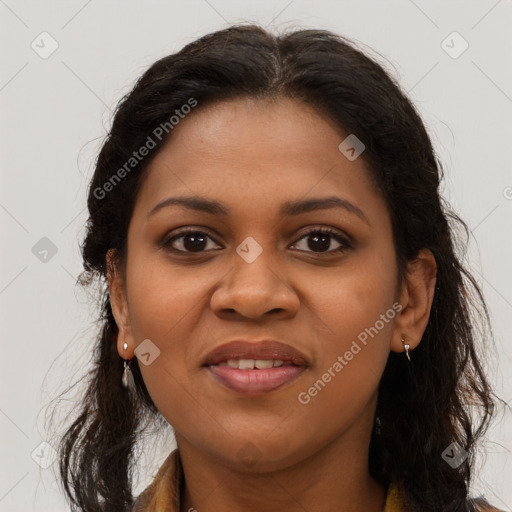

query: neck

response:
[176,399,386,512]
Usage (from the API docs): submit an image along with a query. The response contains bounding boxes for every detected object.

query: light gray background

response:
[1,1,511,511]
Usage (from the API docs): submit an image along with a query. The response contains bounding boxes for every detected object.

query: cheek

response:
[125,248,223,410]
[126,249,210,342]
[125,256,203,391]
[294,318,393,444]
[302,248,397,407]
[312,244,397,345]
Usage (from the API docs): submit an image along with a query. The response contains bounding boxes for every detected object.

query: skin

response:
[108,96,437,512]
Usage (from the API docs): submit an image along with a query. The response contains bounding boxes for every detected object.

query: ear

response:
[390,248,437,354]
[106,249,135,359]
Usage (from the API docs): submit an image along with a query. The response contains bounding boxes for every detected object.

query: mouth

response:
[203,340,309,395]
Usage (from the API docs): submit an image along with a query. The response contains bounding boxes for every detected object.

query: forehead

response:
[132,96,385,223]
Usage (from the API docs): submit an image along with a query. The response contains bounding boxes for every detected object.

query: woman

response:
[53,24,504,511]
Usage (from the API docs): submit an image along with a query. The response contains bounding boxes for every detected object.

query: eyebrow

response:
[147,195,370,226]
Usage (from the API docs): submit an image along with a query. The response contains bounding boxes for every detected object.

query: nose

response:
[210,250,299,320]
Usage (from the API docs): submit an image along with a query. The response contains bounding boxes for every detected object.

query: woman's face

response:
[111,96,407,471]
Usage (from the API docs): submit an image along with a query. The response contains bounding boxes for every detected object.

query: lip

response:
[203,340,309,367]
[203,340,309,395]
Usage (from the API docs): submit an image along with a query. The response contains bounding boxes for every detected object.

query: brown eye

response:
[162,229,221,253]
[290,228,352,255]
[161,226,352,257]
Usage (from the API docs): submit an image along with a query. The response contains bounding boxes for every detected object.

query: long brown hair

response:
[46,24,502,511]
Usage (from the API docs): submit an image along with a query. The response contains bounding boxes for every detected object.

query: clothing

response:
[131,449,501,512]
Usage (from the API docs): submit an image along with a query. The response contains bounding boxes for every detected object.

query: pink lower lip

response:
[206,364,307,395]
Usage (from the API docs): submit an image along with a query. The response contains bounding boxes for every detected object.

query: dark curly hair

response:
[45,23,504,512]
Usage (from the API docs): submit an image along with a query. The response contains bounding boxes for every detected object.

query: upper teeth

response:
[217,359,286,369]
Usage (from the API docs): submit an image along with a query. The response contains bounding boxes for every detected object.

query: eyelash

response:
[160,226,352,257]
